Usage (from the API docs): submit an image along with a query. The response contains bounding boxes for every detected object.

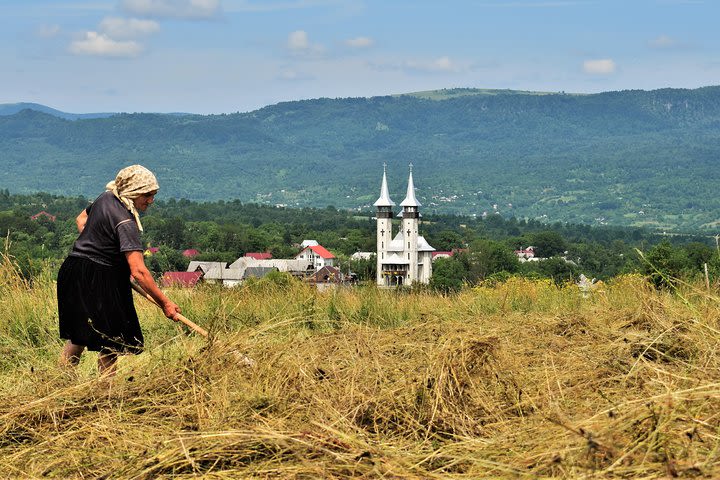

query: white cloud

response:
[648,34,688,50]
[405,56,459,73]
[99,17,160,38]
[37,24,61,38]
[69,31,143,57]
[287,30,310,50]
[120,0,221,19]
[345,36,373,48]
[277,68,314,81]
[286,30,325,55]
[583,58,616,75]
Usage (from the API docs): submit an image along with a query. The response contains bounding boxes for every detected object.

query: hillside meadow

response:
[1,253,719,478]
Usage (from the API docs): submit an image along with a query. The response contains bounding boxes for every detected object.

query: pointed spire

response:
[400,163,420,207]
[373,163,395,207]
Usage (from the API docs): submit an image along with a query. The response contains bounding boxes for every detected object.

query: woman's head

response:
[108,165,159,199]
[106,164,160,230]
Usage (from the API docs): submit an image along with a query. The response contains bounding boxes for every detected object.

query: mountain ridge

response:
[2,86,720,231]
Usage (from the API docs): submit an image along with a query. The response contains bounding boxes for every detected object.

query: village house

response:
[161,271,204,287]
[514,246,539,262]
[350,251,375,261]
[30,211,56,222]
[244,252,272,260]
[306,265,345,291]
[295,244,336,269]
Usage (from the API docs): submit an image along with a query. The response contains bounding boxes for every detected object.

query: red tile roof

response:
[30,211,56,222]
[308,245,335,259]
[182,249,200,258]
[245,252,273,260]
[161,271,203,287]
[432,251,454,258]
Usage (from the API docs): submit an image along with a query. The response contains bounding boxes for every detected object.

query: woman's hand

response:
[162,300,182,320]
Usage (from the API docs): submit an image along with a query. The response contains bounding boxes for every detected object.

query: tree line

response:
[1,189,716,290]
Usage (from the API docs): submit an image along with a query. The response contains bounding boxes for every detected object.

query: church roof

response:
[383,253,409,264]
[417,235,435,252]
[400,167,421,207]
[387,232,405,251]
[373,165,395,207]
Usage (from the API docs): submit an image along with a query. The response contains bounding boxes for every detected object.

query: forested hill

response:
[2,86,720,231]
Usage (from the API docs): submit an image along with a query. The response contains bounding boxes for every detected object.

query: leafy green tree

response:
[467,239,519,281]
[528,230,568,258]
[533,257,579,285]
[639,240,692,289]
[432,230,465,251]
[429,257,468,293]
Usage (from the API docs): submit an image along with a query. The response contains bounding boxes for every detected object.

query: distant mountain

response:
[1,87,720,231]
[0,102,118,120]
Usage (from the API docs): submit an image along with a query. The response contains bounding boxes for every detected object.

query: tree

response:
[528,230,568,258]
[467,239,519,281]
[639,240,691,289]
[429,257,468,293]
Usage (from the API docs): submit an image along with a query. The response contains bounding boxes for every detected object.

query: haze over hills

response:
[1,86,720,232]
[0,102,116,121]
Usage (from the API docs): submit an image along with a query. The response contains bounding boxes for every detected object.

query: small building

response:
[432,251,454,261]
[161,271,203,287]
[350,252,375,261]
[245,252,273,260]
[243,266,278,280]
[300,240,319,248]
[30,211,56,222]
[295,244,336,269]
[306,266,344,291]
[187,261,228,275]
[182,249,200,258]
[514,246,538,262]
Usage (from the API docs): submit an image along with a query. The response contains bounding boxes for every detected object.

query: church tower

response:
[374,163,394,286]
[400,164,420,284]
[375,164,435,287]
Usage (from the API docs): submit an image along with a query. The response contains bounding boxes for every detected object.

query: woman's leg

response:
[98,351,118,376]
[59,340,85,367]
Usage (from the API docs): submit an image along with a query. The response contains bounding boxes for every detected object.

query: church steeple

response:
[400,163,420,207]
[373,163,395,207]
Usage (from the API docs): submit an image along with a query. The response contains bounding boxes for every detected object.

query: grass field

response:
[1,253,719,478]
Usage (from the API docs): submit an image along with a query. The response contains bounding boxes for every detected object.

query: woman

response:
[57,165,181,375]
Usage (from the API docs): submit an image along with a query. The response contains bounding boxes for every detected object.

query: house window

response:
[407,253,410,260]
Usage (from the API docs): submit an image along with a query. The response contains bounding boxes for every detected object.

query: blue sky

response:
[2,0,718,114]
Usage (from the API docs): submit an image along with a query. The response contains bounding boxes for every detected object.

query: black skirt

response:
[57,255,144,354]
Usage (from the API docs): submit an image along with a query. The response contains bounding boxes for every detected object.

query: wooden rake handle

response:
[130,282,209,337]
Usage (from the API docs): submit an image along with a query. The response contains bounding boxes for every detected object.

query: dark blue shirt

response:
[70,191,143,266]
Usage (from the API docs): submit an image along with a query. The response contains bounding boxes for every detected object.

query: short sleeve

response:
[116,219,143,253]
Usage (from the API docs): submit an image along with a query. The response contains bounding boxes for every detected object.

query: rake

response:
[131,281,209,336]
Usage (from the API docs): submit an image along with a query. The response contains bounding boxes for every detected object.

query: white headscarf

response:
[105,165,159,232]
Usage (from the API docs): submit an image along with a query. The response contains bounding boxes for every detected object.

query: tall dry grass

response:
[1,255,719,478]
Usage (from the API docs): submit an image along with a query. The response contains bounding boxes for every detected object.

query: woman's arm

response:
[76,209,88,233]
[125,250,181,319]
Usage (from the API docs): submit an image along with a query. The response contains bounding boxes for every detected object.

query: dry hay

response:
[0,273,719,478]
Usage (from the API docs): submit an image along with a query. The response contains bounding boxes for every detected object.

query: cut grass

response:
[1,256,719,478]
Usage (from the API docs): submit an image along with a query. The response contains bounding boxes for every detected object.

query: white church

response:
[374,165,435,287]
